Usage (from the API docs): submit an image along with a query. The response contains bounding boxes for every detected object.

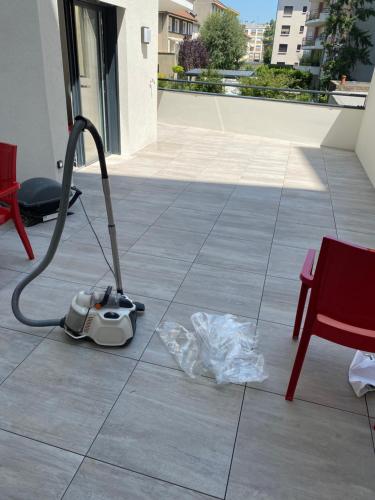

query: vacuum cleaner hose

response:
[12,116,94,327]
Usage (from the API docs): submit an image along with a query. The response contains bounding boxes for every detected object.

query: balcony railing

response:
[306,7,329,22]
[302,33,325,47]
[158,78,367,109]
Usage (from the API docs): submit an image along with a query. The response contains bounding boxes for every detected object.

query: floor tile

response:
[0,328,41,383]
[0,275,92,337]
[226,389,375,500]
[97,252,190,301]
[173,190,229,214]
[89,362,244,498]
[154,206,217,234]
[142,302,256,371]
[212,211,275,242]
[277,205,336,229]
[64,458,214,500]
[259,275,300,326]
[175,263,264,317]
[249,321,367,414]
[337,229,375,249]
[0,429,82,500]
[0,231,50,272]
[367,393,375,418]
[274,221,336,249]
[197,233,271,274]
[49,293,169,361]
[0,340,135,453]
[268,244,309,280]
[131,226,207,262]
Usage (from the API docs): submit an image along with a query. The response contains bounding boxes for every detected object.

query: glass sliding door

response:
[64,0,119,165]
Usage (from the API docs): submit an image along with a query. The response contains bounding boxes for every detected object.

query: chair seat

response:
[314,314,375,351]
[0,205,11,224]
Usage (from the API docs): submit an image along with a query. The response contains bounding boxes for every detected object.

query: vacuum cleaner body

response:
[64,288,137,346]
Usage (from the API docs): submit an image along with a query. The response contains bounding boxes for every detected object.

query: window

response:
[187,23,193,35]
[182,21,187,34]
[303,6,308,13]
[299,26,304,34]
[256,45,261,51]
[281,25,291,36]
[277,62,286,65]
[297,44,301,52]
[283,6,293,16]
[168,16,173,32]
[278,44,288,54]
[173,18,180,33]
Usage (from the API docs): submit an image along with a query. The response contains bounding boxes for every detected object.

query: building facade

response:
[193,0,239,28]
[299,0,328,74]
[0,0,193,180]
[158,9,198,75]
[271,0,310,66]
[244,23,269,63]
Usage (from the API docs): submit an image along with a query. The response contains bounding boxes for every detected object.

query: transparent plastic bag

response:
[157,312,267,384]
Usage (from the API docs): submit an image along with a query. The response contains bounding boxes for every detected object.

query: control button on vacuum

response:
[104,312,120,319]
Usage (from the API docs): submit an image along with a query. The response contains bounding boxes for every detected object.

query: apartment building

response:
[194,0,239,28]
[245,23,269,63]
[158,9,198,74]
[271,1,310,66]
[299,0,328,73]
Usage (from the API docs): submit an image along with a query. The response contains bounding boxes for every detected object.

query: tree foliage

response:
[322,0,375,83]
[263,20,275,65]
[200,11,247,69]
[178,38,209,70]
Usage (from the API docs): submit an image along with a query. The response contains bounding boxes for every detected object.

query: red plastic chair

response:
[0,143,34,259]
[286,236,375,401]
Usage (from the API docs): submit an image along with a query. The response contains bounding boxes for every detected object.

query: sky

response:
[225,0,278,24]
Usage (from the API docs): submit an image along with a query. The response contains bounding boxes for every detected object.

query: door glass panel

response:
[74,4,104,163]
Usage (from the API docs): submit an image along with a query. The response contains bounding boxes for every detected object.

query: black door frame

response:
[63,0,120,166]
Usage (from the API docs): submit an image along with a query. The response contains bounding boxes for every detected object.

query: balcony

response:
[159,0,194,10]
[306,7,330,26]
[302,33,325,50]
[0,78,374,497]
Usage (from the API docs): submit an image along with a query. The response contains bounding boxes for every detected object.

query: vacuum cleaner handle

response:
[11,116,122,328]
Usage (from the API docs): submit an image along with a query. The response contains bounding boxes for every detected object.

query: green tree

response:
[200,11,247,69]
[263,20,275,65]
[322,0,375,83]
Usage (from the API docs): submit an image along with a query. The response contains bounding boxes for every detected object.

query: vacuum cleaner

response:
[12,116,144,347]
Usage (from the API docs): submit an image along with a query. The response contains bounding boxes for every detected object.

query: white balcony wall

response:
[0,0,68,182]
[356,71,375,186]
[158,90,363,150]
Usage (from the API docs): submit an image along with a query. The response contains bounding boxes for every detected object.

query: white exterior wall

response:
[245,24,268,63]
[271,0,310,66]
[356,71,375,186]
[158,90,363,150]
[0,0,68,182]
[0,0,159,181]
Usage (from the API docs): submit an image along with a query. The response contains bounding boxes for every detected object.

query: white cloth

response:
[349,351,375,397]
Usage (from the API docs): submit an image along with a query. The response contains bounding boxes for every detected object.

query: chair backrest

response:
[0,142,17,191]
[310,237,375,330]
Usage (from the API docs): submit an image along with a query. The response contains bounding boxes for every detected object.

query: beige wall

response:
[356,71,375,186]
[158,90,363,150]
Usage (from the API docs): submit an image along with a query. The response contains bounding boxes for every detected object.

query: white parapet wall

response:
[356,71,375,186]
[158,90,364,150]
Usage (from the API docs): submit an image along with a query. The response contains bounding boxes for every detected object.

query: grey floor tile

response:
[131,226,207,262]
[175,263,264,317]
[142,302,256,371]
[267,244,309,280]
[278,205,336,229]
[0,267,22,289]
[97,252,191,301]
[0,328,41,383]
[67,217,149,252]
[249,321,367,415]
[89,362,244,498]
[212,211,275,242]
[154,206,217,234]
[64,458,214,500]
[49,293,169,360]
[173,190,229,214]
[274,221,336,249]
[196,233,271,274]
[226,389,375,500]
[259,275,300,326]
[0,231,50,272]
[0,340,136,453]
[0,429,82,500]
[337,229,375,249]
[27,207,88,241]
[0,275,92,337]
[367,393,375,418]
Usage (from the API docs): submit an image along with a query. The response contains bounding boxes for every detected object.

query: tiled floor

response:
[0,123,375,499]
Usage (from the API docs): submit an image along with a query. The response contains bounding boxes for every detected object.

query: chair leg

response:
[285,329,312,401]
[293,283,309,340]
[10,197,34,260]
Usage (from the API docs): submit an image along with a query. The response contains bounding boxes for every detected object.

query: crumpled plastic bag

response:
[157,312,267,384]
[349,351,375,397]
